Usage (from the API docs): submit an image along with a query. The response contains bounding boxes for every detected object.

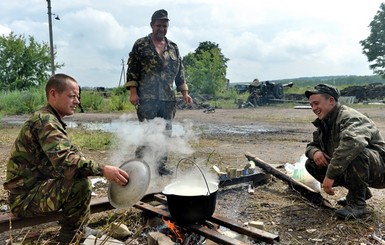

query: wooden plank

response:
[188,224,249,245]
[209,214,279,244]
[134,201,249,245]
[151,194,279,244]
[2,194,280,244]
[0,197,114,232]
[244,152,333,208]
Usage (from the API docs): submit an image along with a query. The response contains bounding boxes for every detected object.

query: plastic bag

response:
[284,154,321,193]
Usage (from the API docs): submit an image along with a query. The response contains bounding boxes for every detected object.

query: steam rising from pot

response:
[109,114,210,191]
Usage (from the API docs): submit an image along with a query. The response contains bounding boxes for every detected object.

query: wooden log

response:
[244,152,333,208]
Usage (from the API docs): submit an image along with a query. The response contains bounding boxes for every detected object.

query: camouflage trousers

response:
[305,148,385,190]
[136,99,176,127]
[135,99,175,165]
[9,177,92,230]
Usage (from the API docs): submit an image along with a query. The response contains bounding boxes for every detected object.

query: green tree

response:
[183,41,229,95]
[0,32,61,90]
[360,3,385,79]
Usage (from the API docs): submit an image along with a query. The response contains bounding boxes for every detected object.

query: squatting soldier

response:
[125,9,192,175]
[304,84,385,220]
[4,73,129,243]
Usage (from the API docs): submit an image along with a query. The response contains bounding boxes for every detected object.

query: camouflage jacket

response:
[305,103,385,179]
[4,105,104,192]
[124,34,188,101]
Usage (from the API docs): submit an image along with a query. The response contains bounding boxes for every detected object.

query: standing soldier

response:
[125,9,192,175]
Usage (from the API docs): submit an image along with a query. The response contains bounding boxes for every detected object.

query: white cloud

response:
[0,24,11,35]
[0,0,383,87]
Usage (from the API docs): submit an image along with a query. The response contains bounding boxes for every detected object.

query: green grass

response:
[0,87,46,115]
[68,128,117,151]
[0,124,116,152]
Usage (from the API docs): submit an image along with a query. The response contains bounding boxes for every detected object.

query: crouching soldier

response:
[4,73,129,243]
[304,84,385,220]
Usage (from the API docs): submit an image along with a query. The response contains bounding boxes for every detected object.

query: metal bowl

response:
[108,159,151,208]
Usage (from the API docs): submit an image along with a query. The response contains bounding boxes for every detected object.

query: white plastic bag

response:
[285,154,321,193]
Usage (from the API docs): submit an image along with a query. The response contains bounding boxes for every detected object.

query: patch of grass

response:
[0,125,117,151]
[68,128,117,151]
[0,87,46,115]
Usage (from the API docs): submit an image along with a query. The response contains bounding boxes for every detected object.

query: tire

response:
[273,84,284,99]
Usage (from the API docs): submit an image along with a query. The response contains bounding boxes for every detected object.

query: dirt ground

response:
[1,105,385,244]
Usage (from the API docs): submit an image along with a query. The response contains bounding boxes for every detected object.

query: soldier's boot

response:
[337,187,372,206]
[135,146,146,159]
[335,188,370,220]
[157,155,173,176]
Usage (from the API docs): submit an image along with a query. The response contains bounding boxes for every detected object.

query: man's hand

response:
[129,94,139,106]
[102,165,129,186]
[184,95,193,104]
[322,177,335,195]
[129,87,139,105]
[182,90,193,105]
[313,151,331,167]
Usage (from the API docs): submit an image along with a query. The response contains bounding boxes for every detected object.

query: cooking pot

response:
[162,160,218,224]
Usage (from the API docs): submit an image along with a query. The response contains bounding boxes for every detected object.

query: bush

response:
[0,86,46,115]
[80,91,104,111]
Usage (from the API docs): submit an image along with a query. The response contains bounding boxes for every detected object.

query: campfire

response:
[162,217,184,243]
[135,193,279,245]
[162,217,206,245]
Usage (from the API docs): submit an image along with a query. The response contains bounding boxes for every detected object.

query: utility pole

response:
[118,59,126,87]
[47,0,55,75]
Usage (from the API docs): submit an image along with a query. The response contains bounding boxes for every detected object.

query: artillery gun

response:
[239,80,294,108]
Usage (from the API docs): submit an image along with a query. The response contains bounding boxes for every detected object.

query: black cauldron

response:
[162,161,219,224]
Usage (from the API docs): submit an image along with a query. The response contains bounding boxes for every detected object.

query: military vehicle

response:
[239,80,294,108]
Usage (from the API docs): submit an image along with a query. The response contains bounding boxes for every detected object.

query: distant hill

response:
[231,75,384,87]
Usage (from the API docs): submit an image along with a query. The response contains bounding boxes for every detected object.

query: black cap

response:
[305,84,340,101]
[151,9,169,22]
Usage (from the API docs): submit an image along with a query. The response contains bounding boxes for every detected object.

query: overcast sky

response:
[1,0,383,88]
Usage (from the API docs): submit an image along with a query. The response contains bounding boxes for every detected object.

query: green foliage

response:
[183,41,229,96]
[0,32,62,91]
[0,86,135,115]
[78,88,134,113]
[79,91,105,111]
[0,86,46,114]
[68,128,116,151]
[360,3,385,79]
[101,94,132,112]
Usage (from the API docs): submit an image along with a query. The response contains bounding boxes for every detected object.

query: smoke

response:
[173,158,219,186]
[109,113,206,192]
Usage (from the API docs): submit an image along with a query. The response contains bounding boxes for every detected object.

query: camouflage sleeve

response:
[326,114,373,179]
[38,116,103,178]
[125,41,141,89]
[305,130,322,159]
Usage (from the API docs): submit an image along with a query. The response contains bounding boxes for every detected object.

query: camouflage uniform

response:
[125,34,188,172]
[4,105,104,232]
[305,103,385,206]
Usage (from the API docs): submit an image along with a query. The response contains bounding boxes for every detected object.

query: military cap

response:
[151,9,169,22]
[305,83,340,101]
